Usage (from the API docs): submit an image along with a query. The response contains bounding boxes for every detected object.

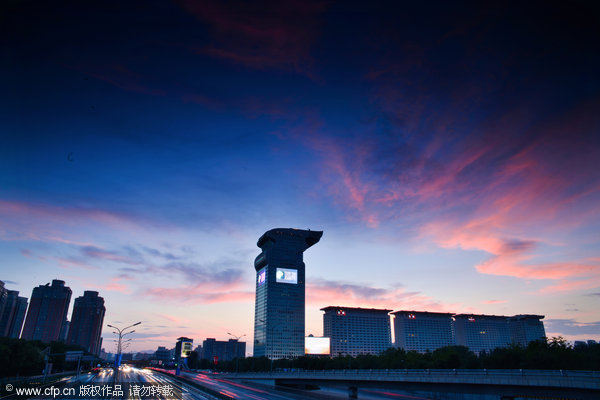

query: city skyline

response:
[2,0,600,353]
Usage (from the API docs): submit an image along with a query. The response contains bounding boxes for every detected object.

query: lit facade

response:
[253,228,323,359]
[21,280,72,342]
[67,291,105,355]
[392,311,454,353]
[322,306,392,357]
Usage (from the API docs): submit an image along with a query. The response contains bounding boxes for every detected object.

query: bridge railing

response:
[222,368,600,379]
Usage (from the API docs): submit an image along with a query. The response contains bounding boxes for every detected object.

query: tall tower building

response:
[9,296,28,338]
[21,280,72,343]
[253,228,322,359]
[67,291,105,355]
[322,306,392,357]
[0,289,28,338]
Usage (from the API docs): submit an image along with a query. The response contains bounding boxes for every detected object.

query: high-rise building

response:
[0,283,28,339]
[322,306,392,357]
[0,281,7,323]
[67,291,105,355]
[392,310,546,354]
[201,338,246,362]
[508,315,546,347]
[253,228,323,359]
[392,311,454,353]
[9,296,28,338]
[21,280,72,342]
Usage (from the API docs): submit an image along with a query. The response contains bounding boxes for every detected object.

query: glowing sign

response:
[181,341,193,358]
[305,337,330,355]
[257,268,266,286]
[468,317,476,322]
[276,268,297,284]
[408,314,416,319]
[336,310,346,316]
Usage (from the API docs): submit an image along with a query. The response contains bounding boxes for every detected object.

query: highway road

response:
[170,369,432,400]
[1,367,432,400]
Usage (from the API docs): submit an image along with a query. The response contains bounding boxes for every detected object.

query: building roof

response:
[391,310,454,317]
[321,306,392,313]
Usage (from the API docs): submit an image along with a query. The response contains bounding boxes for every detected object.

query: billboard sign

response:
[276,268,297,284]
[305,336,330,355]
[257,268,266,286]
[181,341,193,358]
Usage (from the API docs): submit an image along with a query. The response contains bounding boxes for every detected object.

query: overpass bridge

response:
[219,369,600,399]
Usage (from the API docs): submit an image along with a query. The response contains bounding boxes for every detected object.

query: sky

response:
[1,0,599,354]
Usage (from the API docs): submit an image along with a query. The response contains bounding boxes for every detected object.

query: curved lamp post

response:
[107,322,141,369]
[227,332,246,372]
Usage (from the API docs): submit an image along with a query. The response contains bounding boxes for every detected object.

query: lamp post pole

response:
[107,322,141,381]
[226,332,246,373]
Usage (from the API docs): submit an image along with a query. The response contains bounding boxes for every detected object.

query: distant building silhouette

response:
[393,310,545,353]
[322,306,392,357]
[67,291,105,355]
[153,346,172,364]
[0,281,28,338]
[21,280,71,342]
[253,228,322,359]
[202,338,245,362]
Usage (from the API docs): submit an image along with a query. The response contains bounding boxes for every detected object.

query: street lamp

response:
[107,322,141,372]
[227,332,246,373]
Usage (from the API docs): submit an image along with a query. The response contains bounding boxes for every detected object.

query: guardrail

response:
[220,369,600,390]
[0,371,76,386]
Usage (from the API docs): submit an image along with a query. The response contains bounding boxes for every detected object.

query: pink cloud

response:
[56,257,99,271]
[0,200,152,246]
[482,299,507,304]
[538,278,600,294]
[144,282,253,304]
[306,279,474,313]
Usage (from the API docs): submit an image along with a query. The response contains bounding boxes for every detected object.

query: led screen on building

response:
[276,268,297,284]
[305,336,330,355]
[257,268,266,286]
[181,341,192,358]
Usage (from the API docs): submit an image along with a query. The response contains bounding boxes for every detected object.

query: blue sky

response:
[1,0,599,353]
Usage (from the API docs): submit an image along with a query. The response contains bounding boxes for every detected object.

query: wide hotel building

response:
[322,306,392,357]
[393,311,545,353]
[253,228,323,359]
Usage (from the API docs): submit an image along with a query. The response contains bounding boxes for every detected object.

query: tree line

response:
[186,337,599,372]
[0,337,92,378]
